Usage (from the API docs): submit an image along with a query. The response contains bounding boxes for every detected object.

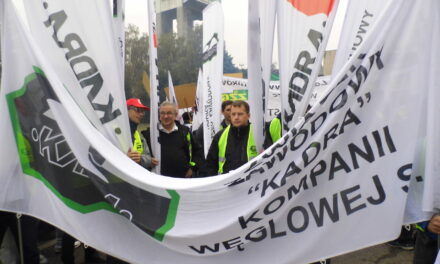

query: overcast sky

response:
[124,0,348,68]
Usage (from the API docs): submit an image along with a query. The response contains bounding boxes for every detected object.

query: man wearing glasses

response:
[145,101,200,178]
[126,98,157,170]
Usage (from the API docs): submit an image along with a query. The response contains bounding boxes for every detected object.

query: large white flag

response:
[167,71,183,124]
[202,2,224,156]
[331,0,387,78]
[192,69,204,132]
[1,0,439,264]
[259,0,277,123]
[23,0,130,151]
[112,0,125,80]
[147,0,161,173]
[247,0,265,152]
[277,0,339,133]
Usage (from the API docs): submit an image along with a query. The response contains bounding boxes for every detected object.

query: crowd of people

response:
[1,98,440,263]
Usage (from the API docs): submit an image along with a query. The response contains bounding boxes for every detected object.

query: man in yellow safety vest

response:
[205,100,257,175]
[126,98,158,170]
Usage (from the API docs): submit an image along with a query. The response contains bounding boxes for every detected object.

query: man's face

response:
[231,105,250,127]
[128,107,145,124]
[222,105,232,123]
[159,104,177,128]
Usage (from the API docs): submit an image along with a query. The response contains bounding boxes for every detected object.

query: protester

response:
[145,101,200,178]
[220,100,233,130]
[126,98,158,170]
[205,100,257,175]
[263,113,282,149]
[413,215,440,264]
[387,225,415,250]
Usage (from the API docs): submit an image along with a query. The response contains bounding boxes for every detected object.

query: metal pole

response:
[15,213,24,264]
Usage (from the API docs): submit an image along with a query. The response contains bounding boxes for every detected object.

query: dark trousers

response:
[413,230,438,264]
[0,211,40,264]
[61,233,98,264]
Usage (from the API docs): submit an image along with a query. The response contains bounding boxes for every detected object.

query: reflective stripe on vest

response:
[269,117,281,143]
[133,130,143,153]
[186,132,196,167]
[218,124,257,174]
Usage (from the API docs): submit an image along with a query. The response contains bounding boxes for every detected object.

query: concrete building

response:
[156,0,217,39]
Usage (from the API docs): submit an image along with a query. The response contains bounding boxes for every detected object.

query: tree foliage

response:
[124,24,240,104]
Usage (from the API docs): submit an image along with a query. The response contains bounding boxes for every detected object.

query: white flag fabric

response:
[23,0,130,152]
[112,0,125,80]
[202,2,224,157]
[259,0,277,124]
[331,0,387,78]
[1,0,440,264]
[277,0,338,133]
[422,19,440,212]
[147,0,161,173]
[247,0,265,152]
[167,71,183,124]
[192,68,204,132]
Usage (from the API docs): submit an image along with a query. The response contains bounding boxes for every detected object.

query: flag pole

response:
[16,213,24,264]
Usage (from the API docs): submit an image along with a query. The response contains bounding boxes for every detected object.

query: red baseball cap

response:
[126,98,150,110]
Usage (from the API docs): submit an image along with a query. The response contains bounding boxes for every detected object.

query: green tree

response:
[124,24,150,104]
[124,24,240,104]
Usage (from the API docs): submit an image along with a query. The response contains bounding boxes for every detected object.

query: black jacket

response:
[204,123,251,176]
[144,122,202,178]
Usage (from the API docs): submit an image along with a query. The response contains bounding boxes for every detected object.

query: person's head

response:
[182,112,192,124]
[230,100,250,127]
[159,101,178,129]
[221,100,233,123]
[126,98,149,124]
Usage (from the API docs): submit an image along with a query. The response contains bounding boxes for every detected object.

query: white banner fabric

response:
[112,0,125,81]
[147,0,161,173]
[167,71,183,124]
[202,2,224,157]
[192,68,204,132]
[1,0,439,264]
[277,0,338,133]
[23,0,130,152]
[259,0,277,125]
[331,0,388,78]
[247,0,265,152]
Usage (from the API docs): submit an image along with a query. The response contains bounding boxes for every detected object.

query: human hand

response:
[151,158,159,167]
[185,168,193,178]
[127,149,141,163]
[428,215,440,234]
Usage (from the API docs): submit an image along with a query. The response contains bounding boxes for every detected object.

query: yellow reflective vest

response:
[218,124,257,174]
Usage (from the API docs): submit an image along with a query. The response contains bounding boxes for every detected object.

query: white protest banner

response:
[192,69,204,132]
[259,0,277,125]
[23,0,130,152]
[422,25,440,213]
[1,0,439,263]
[277,0,339,133]
[167,71,183,124]
[202,2,224,156]
[147,0,161,173]
[247,0,264,152]
[331,0,387,78]
[112,0,125,80]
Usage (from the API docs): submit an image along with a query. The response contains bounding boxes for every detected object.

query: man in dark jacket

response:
[145,102,200,178]
[220,100,233,130]
[205,100,257,176]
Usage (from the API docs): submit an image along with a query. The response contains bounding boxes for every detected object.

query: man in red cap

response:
[126,98,158,169]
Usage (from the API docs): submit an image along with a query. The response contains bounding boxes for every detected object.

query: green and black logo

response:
[7,67,179,241]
